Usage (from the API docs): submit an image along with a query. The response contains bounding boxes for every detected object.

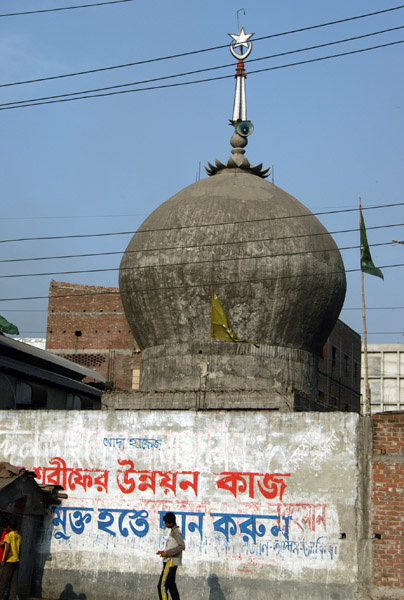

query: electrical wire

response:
[0,240,397,279]
[1,202,403,244]
[2,40,403,111]
[0,240,392,266]
[1,5,403,87]
[4,306,404,313]
[1,199,403,227]
[12,330,403,336]
[343,306,404,311]
[0,263,403,303]
[0,223,402,276]
[2,26,403,108]
[0,0,134,18]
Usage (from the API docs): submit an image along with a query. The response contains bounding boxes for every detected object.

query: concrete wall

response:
[0,411,372,599]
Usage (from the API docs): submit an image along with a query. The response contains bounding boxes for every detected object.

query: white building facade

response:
[361,344,404,412]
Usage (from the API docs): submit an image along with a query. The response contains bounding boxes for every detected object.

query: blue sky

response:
[0,0,403,344]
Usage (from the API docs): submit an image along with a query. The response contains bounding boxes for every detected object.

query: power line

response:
[0,240,392,266]
[3,26,403,108]
[0,0,134,18]
[0,240,396,279]
[1,202,403,244]
[11,330,402,336]
[0,198,401,223]
[364,332,404,334]
[0,263,403,303]
[0,223,402,270]
[0,224,402,273]
[0,310,49,313]
[2,40,403,111]
[0,213,148,221]
[342,306,404,311]
[3,306,404,313]
[2,5,403,87]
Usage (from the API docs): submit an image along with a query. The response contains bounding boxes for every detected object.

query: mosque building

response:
[6,26,400,600]
[117,26,353,412]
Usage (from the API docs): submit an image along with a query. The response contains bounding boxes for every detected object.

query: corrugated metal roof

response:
[0,462,36,491]
[0,335,105,383]
[0,462,67,501]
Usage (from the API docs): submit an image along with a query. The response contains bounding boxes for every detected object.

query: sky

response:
[0,0,403,345]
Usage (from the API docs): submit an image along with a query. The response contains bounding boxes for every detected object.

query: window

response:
[66,394,82,410]
[132,368,140,390]
[16,381,32,405]
[16,381,47,409]
[332,347,337,368]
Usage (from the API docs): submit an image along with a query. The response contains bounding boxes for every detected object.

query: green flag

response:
[0,315,19,335]
[211,292,257,346]
[360,209,384,280]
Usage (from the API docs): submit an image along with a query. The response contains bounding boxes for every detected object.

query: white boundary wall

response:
[0,411,367,599]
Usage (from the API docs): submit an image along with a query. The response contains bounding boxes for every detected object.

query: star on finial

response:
[228,27,254,48]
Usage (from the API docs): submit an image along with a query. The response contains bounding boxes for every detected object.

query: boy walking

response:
[0,516,21,600]
[156,512,185,600]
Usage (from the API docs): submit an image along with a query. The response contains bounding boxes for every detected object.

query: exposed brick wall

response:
[46,281,140,390]
[372,412,404,591]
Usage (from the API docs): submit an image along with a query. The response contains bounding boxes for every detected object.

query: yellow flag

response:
[211,292,241,342]
[211,292,258,346]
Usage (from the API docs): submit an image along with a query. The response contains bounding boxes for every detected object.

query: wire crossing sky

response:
[0,0,403,342]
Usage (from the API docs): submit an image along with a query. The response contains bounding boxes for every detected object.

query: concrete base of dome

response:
[102,342,322,411]
[102,388,326,411]
[139,341,318,397]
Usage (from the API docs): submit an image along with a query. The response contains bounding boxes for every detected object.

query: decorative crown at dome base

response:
[206,131,270,178]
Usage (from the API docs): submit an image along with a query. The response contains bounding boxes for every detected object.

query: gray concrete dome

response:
[119,169,346,394]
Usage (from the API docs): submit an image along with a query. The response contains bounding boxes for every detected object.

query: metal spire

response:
[228,26,254,124]
[205,24,270,179]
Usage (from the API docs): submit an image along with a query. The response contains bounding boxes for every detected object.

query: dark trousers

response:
[0,562,18,600]
[157,560,179,600]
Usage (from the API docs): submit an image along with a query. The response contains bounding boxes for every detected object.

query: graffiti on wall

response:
[0,412,358,578]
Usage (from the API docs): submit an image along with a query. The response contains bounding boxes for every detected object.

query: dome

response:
[119,169,346,393]
[119,26,346,399]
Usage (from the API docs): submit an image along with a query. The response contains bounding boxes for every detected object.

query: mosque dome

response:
[119,168,345,392]
[119,28,346,399]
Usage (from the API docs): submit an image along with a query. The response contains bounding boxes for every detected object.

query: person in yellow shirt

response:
[0,517,21,600]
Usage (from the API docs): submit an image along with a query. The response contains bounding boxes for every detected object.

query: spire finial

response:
[228,26,254,125]
[205,24,270,179]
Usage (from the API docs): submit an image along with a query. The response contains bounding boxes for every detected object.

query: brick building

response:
[372,411,404,593]
[46,281,140,391]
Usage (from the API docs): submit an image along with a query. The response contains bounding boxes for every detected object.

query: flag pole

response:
[360,198,371,416]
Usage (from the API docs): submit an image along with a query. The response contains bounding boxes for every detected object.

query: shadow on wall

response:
[208,573,226,600]
[58,584,87,600]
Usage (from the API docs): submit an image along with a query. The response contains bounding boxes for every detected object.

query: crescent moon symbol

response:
[230,42,253,60]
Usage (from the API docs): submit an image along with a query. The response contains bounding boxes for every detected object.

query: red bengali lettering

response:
[138,470,157,493]
[116,459,136,494]
[158,471,177,496]
[216,471,290,500]
[178,471,199,497]
[34,457,110,494]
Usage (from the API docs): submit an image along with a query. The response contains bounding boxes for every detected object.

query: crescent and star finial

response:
[228,27,254,59]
